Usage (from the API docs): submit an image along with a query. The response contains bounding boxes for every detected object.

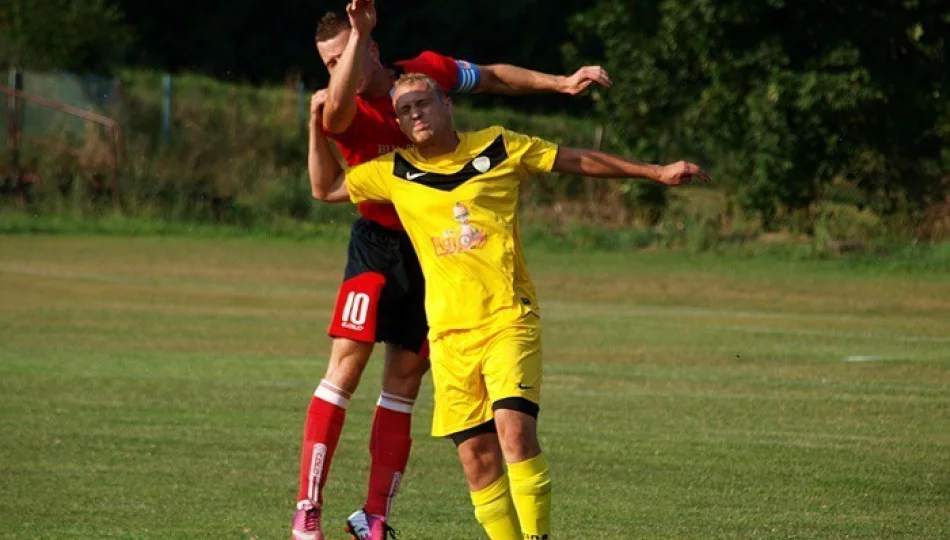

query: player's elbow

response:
[322,117,347,136]
[311,185,333,202]
[322,101,352,134]
[312,182,348,204]
[310,178,332,201]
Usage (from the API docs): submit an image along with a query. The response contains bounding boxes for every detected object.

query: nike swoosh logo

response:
[406,172,428,180]
[517,383,534,390]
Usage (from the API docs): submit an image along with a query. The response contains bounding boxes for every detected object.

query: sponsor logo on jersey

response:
[431,202,487,256]
[377,144,399,156]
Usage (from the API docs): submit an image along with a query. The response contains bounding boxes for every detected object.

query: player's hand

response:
[347,0,376,36]
[657,161,711,186]
[559,65,612,95]
[310,89,328,123]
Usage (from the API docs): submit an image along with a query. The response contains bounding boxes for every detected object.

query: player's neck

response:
[362,67,394,97]
[417,131,461,159]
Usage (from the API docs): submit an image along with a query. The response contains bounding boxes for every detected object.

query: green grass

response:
[1,235,948,539]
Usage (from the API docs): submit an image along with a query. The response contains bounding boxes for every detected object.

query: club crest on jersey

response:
[432,202,486,256]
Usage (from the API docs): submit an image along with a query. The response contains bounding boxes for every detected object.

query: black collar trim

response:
[392,134,507,191]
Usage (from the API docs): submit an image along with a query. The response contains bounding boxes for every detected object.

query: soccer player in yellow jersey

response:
[310,73,710,539]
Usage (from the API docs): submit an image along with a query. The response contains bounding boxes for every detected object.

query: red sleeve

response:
[320,102,368,167]
[394,51,459,93]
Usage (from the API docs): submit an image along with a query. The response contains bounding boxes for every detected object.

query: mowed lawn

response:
[0,235,948,540]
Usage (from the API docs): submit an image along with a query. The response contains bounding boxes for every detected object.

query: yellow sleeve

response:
[503,129,559,175]
[346,159,392,203]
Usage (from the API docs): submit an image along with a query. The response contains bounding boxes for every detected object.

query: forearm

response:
[552,147,662,181]
[308,121,349,203]
[323,31,370,132]
[477,64,564,95]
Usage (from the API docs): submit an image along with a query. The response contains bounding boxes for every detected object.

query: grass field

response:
[1,234,948,539]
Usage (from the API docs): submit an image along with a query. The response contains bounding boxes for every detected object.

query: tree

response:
[570,0,950,228]
[0,0,133,72]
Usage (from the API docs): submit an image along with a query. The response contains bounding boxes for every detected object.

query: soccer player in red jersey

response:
[292,2,612,539]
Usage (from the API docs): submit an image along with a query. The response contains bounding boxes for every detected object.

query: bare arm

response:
[322,0,376,134]
[476,64,612,95]
[308,91,350,203]
[552,147,711,186]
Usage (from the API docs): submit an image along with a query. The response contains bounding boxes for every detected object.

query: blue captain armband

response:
[453,60,481,92]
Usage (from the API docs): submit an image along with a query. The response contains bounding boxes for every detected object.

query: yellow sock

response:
[507,453,552,539]
[470,474,522,540]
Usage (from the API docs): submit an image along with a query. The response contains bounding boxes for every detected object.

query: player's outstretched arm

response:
[308,90,350,203]
[476,64,612,95]
[552,147,711,186]
[323,0,376,134]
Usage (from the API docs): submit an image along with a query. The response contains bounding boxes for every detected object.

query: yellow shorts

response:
[429,315,542,437]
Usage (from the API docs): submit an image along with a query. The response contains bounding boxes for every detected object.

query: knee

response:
[498,432,540,463]
[387,357,429,385]
[382,347,429,397]
[494,409,541,463]
[456,432,505,490]
[458,436,501,473]
[325,340,373,392]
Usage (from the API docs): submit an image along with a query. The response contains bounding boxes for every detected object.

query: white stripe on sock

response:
[315,380,350,408]
[377,392,414,414]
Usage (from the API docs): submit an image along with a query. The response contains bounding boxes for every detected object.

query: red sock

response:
[297,379,349,505]
[364,392,414,517]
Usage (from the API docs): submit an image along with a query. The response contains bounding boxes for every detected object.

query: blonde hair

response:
[393,73,446,101]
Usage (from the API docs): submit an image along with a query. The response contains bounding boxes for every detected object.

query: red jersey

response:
[323,51,481,230]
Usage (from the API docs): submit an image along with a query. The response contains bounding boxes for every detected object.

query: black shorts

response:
[327,217,429,355]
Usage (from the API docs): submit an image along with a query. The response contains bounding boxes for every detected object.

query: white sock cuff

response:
[378,391,414,414]
[315,379,351,408]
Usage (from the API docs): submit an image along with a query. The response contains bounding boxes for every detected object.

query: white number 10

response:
[342,292,370,325]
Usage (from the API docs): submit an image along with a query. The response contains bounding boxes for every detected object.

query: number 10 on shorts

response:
[327,272,384,343]
[342,292,370,329]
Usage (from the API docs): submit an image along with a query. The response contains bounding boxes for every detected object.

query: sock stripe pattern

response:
[315,379,351,408]
[377,391,414,414]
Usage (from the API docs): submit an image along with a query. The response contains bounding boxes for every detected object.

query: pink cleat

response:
[345,508,398,539]
[292,500,324,540]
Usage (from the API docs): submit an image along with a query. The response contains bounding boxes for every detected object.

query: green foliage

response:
[6,69,950,255]
[0,0,133,72]
[3,70,610,232]
[569,0,950,227]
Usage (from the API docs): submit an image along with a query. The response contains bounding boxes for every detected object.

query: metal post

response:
[297,80,307,132]
[594,124,605,151]
[108,124,120,205]
[162,73,172,144]
[11,70,23,180]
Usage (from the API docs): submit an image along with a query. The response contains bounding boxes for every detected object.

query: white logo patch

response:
[308,443,328,501]
[472,156,491,173]
[406,171,428,180]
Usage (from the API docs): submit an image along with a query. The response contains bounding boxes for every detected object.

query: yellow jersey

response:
[345,126,559,337]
